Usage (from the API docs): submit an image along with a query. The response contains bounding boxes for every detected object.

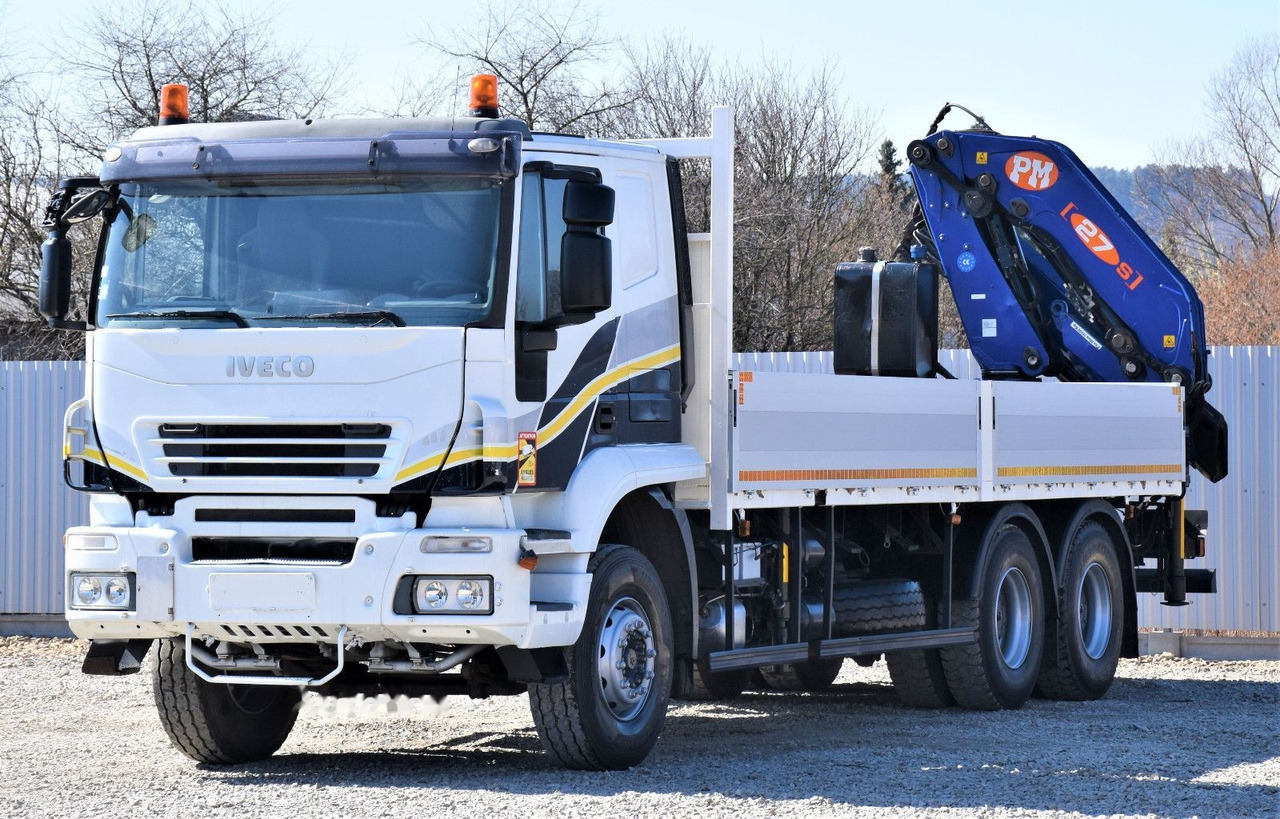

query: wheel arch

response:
[598,487,698,698]
[957,502,1058,614]
[1043,499,1139,659]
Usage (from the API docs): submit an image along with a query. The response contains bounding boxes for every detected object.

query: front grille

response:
[154,423,392,479]
[192,536,357,564]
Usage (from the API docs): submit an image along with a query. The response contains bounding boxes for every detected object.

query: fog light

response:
[417,580,448,609]
[456,579,485,610]
[75,576,102,606]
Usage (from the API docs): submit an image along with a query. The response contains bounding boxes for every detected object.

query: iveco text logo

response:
[225,355,315,378]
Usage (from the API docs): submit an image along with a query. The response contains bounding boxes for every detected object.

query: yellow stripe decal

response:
[83,447,149,482]
[539,344,681,445]
[997,464,1181,478]
[394,345,681,483]
[738,467,978,483]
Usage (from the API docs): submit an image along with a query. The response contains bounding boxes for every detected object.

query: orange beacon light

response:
[158,83,189,126]
[469,74,499,118]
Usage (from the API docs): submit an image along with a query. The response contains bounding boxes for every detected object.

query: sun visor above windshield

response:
[99,132,522,184]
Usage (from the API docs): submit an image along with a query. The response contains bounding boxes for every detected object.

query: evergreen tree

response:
[877,138,902,187]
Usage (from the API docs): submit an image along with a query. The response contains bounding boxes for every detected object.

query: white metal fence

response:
[1,361,88,615]
[2,350,1276,632]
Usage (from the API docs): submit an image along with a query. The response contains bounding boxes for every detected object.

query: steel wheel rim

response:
[995,566,1033,669]
[1078,561,1113,660]
[597,596,656,721]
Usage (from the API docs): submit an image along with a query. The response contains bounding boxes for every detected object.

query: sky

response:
[2,0,1277,169]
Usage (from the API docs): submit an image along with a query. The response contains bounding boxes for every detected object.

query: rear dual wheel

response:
[1037,520,1124,700]
[940,523,1046,710]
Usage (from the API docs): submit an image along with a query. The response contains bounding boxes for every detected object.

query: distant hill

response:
[1090,166,1136,213]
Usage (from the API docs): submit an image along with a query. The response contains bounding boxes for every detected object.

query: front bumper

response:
[63,497,589,650]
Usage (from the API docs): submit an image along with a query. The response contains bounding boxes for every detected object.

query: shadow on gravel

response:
[201,676,1279,818]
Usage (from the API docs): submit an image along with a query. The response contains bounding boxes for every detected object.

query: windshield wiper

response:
[108,309,249,327]
[256,310,407,327]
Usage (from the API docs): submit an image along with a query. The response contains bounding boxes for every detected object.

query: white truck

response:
[38,78,1217,770]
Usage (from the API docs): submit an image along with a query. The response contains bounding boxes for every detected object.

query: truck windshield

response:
[95,178,505,328]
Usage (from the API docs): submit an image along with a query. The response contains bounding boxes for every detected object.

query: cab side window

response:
[516,169,569,324]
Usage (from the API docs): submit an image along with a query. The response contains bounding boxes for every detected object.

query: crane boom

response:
[906,128,1227,482]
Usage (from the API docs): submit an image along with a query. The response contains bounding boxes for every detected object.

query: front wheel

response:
[153,638,302,764]
[529,545,673,770]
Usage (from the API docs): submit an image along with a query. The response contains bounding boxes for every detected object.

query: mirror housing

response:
[558,180,614,320]
[39,228,74,327]
[38,177,103,330]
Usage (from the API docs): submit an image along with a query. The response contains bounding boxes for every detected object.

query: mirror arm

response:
[42,176,104,229]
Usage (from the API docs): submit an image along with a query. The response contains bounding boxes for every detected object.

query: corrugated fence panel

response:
[1,361,87,615]
[3,350,1275,630]
[1137,346,1278,632]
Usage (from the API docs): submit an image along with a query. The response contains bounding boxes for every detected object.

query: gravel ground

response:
[1,637,1276,818]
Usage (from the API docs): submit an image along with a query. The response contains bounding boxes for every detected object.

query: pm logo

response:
[1005,151,1058,191]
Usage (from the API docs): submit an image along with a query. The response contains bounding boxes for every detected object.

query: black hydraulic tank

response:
[834,249,939,378]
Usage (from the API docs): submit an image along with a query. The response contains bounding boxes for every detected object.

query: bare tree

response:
[58,0,347,156]
[411,1,632,133]
[2,1,349,359]
[0,66,87,358]
[1196,245,1280,344]
[624,41,880,351]
[1138,36,1280,275]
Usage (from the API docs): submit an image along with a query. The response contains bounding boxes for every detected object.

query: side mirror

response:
[62,188,111,224]
[38,177,104,330]
[559,180,614,319]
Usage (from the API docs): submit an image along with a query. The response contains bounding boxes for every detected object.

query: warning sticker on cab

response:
[518,432,537,487]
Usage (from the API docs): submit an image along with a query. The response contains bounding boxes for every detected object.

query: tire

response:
[529,545,673,770]
[1037,520,1124,700]
[940,523,1046,710]
[153,637,302,764]
[758,657,843,692]
[885,598,954,709]
[832,580,925,636]
[687,658,750,700]
[757,579,922,694]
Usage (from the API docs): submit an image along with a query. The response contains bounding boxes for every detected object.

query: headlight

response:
[411,576,493,615]
[420,535,492,553]
[69,573,134,611]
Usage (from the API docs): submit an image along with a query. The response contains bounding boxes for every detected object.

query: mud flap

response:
[82,639,152,675]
